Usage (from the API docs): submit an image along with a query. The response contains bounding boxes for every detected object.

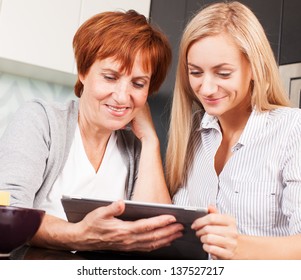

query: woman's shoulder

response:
[29,98,78,113]
[18,98,79,124]
[10,99,79,140]
[17,98,77,114]
[269,106,301,131]
[269,106,301,120]
[276,106,301,113]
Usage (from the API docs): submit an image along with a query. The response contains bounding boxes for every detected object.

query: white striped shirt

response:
[173,107,301,236]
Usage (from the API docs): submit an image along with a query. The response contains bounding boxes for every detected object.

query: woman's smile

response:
[202,96,227,105]
[106,104,130,117]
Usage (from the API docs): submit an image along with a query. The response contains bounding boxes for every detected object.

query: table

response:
[8,245,199,260]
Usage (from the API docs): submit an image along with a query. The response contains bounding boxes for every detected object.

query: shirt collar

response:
[196,109,270,145]
[238,109,270,146]
[199,112,220,131]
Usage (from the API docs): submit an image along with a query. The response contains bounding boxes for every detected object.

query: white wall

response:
[0,71,75,136]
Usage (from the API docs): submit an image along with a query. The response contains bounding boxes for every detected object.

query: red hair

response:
[73,10,172,97]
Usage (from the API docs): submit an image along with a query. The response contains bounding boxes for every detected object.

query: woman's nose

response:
[113,82,130,104]
[199,75,218,96]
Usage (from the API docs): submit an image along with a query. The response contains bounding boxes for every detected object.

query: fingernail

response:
[168,217,176,223]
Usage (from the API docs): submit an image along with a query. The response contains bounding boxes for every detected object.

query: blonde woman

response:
[166,1,301,259]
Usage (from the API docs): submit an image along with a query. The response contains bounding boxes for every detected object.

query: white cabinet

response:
[80,0,151,24]
[0,0,81,85]
[0,0,151,86]
[0,0,81,73]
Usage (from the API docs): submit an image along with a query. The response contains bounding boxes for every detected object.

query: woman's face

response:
[187,33,253,118]
[79,53,151,132]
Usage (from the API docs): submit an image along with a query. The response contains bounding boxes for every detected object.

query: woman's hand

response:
[129,102,171,203]
[130,102,158,145]
[191,206,239,260]
[68,200,183,252]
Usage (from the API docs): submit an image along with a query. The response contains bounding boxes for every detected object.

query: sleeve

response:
[282,112,301,234]
[0,101,51,208]
[116,129,141,200]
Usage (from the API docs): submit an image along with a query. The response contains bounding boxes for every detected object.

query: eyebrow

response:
[134,75,151,81]
[187,62,235,69]
[101,68,150,80]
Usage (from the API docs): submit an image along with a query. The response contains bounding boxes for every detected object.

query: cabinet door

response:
[280,0,301,65]
[79,0,151,25]
[0,0,81,73]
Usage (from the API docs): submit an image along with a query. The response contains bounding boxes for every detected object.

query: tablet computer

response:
[61,196,208,260]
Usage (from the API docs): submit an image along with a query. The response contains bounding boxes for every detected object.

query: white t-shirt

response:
[39,124,128,220]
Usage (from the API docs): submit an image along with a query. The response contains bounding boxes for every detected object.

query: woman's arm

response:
[31,200,183,251]
[235,234,301,260]
[130,103,171,203]
[0,101,51,207]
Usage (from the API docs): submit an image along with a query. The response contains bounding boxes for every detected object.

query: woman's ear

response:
[78,73,85,84]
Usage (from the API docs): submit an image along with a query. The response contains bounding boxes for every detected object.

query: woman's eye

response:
[103,74,116,81]
[189,69,202,76]
[133,82,145,89]
[218,72,231,78]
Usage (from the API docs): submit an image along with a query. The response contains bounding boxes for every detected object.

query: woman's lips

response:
[106,104,129,116]
[203,96,226,104]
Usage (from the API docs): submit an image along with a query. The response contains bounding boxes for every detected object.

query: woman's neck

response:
[214,104,252,176]
[217,99,252,139]
[78,111,111,172]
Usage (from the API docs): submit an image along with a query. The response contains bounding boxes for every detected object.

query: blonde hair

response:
[166,1,290,196]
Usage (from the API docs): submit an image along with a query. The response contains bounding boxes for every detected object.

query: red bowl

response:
[0,206,45,256]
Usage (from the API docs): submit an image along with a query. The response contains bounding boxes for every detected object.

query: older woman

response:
[0,10,183,252]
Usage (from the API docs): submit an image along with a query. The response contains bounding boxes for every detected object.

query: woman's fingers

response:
[192,213,239,260]
[79,204,184,252]
[130,221,184,242]
[120,229,184,252]
[96,200,126,218]
[192,213,236,230]
[130,214,179,232]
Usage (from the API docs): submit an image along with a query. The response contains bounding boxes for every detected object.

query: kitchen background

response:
[0,0,300,158]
